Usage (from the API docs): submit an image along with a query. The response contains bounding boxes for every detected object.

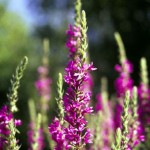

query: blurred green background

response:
[0,0,150,149]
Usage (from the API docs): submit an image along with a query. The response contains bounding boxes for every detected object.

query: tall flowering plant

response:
[127,87,145,149]
[114,32,134,129]
[113,32,144,149]
[138,58,150,148]
[0,56,28,149]
[92,78,114,150]
[138,58,150,126]
[114,32,133,100]
[63,57,96,148]
[35,39,52,112]
[112,88,145,150]
[28,39,51,149]
[114,60,133,99]
[49,1,96,147]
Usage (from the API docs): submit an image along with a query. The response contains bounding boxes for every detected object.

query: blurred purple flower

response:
[127,119,145,149]
[27,122,44,150]
[114,103,122,129]
[66,24,94,100]
[114,60,133,130]
[35,78,51,99]
[37,66,49,75]
[35,66,52,110]
[95,94,114,149]
[114,60,133,98]
[138,83,150,126]
[95,94,103,112]
[64,23,96,147]
[137,83,150,146]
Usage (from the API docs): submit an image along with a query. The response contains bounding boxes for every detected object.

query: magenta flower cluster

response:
[66,25,81,57]
[49,60,95,149]
[127,120,145,149]
[0,105,21,149]
[49,118,70,150]
[63,59,95,145]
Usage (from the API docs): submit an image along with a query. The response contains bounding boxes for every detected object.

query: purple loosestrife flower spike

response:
[35,39,52,111]
[127,87,145,149]
[49,9,96,150]
[28,123,44,150]
[35,39,52,148]
[94,77,114,150]
[114,32,133,130]
[63,60,96,148]
[114,60,133,98]
[35,66,52,108]
[75,2,94,96]
[138,58,150,126]
[66,0,82,58]
[28,114,44,150]
[75,0,93,95]
[5,56,28,150]
[49,73,66,149]
[27,99,45,150]
[138,58,150,148]
[114,32,133,99]
[63,11,96,149]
